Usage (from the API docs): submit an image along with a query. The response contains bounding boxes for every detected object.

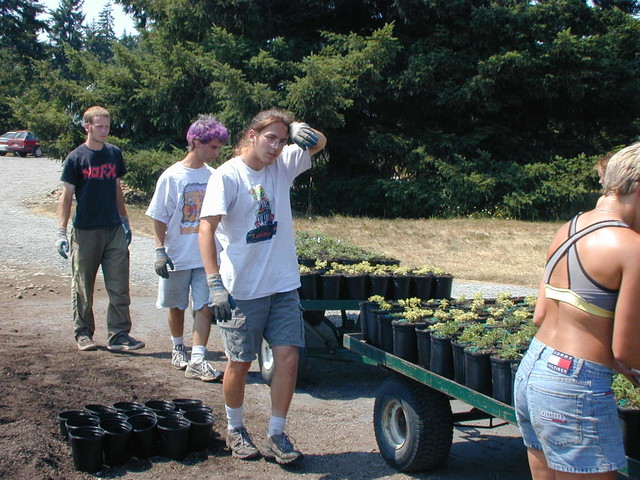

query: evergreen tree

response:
[0,0,47,59]
[48,0,85,73]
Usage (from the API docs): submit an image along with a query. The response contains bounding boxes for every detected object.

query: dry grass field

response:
[32,194,561,289]
[130,208,560,288]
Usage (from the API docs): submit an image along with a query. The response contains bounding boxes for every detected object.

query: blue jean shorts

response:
[218,290,304,363]
[514,337,626,474]
[156,267,209,312]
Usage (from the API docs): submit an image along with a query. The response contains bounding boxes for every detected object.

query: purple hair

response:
[186,114,229,150]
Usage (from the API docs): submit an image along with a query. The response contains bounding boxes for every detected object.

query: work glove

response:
[289,122,318,151]
[121,215,132,245]
[207,273,236,322]
[154,246,174,279]
[56,227,69,259]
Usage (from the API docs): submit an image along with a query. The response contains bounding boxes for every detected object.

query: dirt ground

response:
[0,261,530,480]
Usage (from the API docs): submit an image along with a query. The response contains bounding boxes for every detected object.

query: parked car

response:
[5,130,43,157]
[0,131,18,155]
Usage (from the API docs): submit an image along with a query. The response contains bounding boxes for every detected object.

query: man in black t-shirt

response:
[56,106,144,352]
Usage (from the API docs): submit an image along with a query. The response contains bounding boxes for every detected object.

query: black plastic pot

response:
[145,400,177,413]
[391,320,419,363]
[342,275,369,300]
[179,404,213,415]
[416,327,431,370]
[101,419,132,466]
[431,274,454,299]
[68,426,105,473]
[464,348,493,395]
[298,272,319,300]
[155,410,185,420]
[124,407,154,418]
[430,334,454,379]
[113,401,144,413]
[128,413,158,459]
[452,340,467,385]
[58,410,93,440]
[98,412,129,424]
[368,274,390,298]
[618,407,640,461]
[377,313,395,354]
[359,301,377,342]
[183,410,216,452]
[411,274,434,300]
[84,404,117,416]
[66,414,100,439]
[320,274,342,300]
[172,398,203,410]
[490,356,516,405]
[157,417,191,460]
[390,275,411,301]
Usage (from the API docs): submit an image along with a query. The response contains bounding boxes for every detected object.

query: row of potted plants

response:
[299,260,454,301]
[359,292,640,460]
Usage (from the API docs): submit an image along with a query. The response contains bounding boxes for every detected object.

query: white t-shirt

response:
[146,162,214,271]
[200,145,311,300]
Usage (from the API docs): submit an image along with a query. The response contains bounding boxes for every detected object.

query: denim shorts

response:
[514,337,626,474]
[218,290,304,363]
[156,267,209,312]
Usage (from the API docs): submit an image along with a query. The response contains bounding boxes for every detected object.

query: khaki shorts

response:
[218,290,304,362]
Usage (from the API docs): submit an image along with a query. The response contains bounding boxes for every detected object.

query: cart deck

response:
[343,332,640,478]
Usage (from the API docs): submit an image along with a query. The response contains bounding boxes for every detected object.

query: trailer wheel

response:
[258,338,307,386]
[374,375,452,472]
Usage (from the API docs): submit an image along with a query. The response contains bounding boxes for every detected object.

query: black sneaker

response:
[226,427,260,460]
[261,431,303,464]
[107,332,145,351]
[76,334,97,351]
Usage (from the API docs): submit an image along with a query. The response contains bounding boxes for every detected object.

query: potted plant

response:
[613,374,640,461]
[340,261,373,300]
[388,264,412,300]
[428,319,460,379]
[409,265,435,300]
[298,263,320,300]
[359,294,384,342]
[368,263,393,298]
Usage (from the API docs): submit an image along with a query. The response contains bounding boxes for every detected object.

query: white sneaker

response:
[171,344,188,370]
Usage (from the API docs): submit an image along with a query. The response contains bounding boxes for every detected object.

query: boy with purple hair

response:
[146,114,228,381]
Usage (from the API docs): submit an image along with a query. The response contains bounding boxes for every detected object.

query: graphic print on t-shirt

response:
[246,185,278,244]
[180,183,207,234]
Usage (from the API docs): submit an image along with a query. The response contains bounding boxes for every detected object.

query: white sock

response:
[226,405,244,431]
[171,336,183,347]
[268,415,286,437]
[191,345,206,363]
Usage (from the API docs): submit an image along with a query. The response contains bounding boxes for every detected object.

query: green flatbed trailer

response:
[343,332,640,478]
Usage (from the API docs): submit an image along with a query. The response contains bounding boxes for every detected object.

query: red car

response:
[1,130,43,157]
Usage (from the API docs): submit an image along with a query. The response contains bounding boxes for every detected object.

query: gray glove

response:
[289,122,318,150]
[206,273,236,322]
[121,215,132,245]
[154,246,174,279]
[56,228,69,259]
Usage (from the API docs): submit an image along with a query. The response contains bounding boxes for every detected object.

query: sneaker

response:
[185,360,223,382]
[171,344,188,370]
[226,427,260,460]
[76,334,97,351]
[107,332,145,351]
[261,431,303,465]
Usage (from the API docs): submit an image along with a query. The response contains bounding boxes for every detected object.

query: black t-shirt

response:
[61,143,127,229]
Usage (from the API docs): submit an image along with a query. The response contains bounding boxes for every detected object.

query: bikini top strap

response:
[543,218,627,284]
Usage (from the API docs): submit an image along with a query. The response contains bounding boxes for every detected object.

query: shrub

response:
[123,148,183,201]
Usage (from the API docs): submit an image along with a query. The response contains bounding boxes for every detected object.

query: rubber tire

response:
[17,151,27,157]
[258,338,307,386]
[34,147,42,157]
[374,375,452,472]
[0,152,5,156]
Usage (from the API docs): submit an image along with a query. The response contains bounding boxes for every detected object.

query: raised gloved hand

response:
[289,122,318,151]
[56,227,69,259]
[154,246,174,279]
[121,215,132,245]
[206,273,236,322]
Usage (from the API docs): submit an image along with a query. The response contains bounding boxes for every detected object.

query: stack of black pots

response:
[58,398,216,473]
